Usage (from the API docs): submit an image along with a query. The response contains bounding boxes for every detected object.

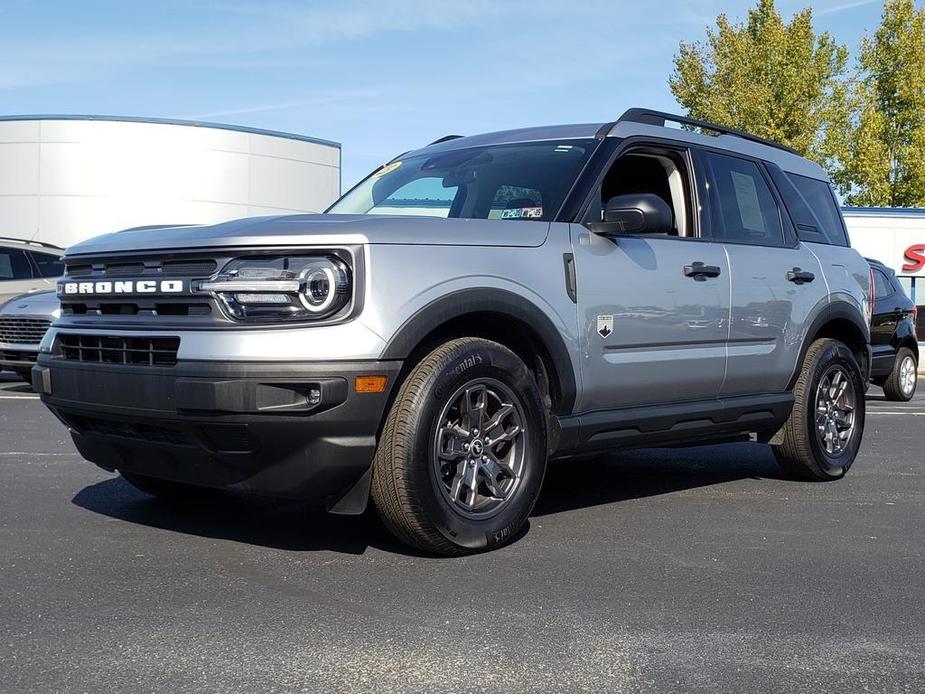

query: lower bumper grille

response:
[0,349,37,364]
[64,413,191,446]
[0,318,52,344]
[58,334,180,366]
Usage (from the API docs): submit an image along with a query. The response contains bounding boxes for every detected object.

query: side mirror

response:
[588,193,674,236]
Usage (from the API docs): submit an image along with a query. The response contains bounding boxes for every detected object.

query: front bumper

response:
[34,355,401,511]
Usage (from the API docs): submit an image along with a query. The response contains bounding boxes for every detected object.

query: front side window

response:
[702,152,784,246]
[329,140,595,222]
[0,248,32,280]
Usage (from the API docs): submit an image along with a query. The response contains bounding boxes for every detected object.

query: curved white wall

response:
[0,117,340,249]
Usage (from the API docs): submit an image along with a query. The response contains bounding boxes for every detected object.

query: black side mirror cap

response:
[587,193,674,236]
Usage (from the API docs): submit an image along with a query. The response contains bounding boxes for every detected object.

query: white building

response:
[843,207,924,306]
[0,116,341,249]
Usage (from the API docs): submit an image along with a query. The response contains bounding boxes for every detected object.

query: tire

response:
[881,347,917,402]
[773,338,865,481]
[121,471,219,503]
[371,338,547,555]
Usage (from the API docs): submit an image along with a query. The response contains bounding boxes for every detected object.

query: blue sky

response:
[0,0,889,189]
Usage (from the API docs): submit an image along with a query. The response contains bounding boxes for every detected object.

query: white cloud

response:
[816,0,883,17]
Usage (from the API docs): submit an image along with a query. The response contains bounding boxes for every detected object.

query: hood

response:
[65,214,551,256]
[0,290,60,317]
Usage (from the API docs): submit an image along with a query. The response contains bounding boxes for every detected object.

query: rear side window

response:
[786,173,849,247]
[700,152,784,246]
[29,251,64,278]
[0,248,33,280]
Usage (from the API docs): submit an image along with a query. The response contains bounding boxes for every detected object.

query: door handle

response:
[786,268,815,284]
[683,261,721,280]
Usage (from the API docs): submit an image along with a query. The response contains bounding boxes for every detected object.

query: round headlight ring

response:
[299,265,338,314]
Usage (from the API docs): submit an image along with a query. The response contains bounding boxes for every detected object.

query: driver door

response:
[570,145,730,413]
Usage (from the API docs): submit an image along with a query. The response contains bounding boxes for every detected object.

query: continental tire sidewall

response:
[406,341,546,551]
[805,341,865,477]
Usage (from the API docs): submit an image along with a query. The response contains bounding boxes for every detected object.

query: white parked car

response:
[0,290,60,380]
[0,238,64,304]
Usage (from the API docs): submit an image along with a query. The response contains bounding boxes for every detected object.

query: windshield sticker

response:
[373,161,402,178]
[500,206,543,220]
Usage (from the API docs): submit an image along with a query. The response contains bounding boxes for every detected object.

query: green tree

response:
[833,0,925,207]
[669,0,848,160]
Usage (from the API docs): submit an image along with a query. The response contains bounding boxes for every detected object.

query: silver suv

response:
[35,109,872,555]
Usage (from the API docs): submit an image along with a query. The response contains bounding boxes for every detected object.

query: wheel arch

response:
[380,288,577,417]
[789,301,870,389]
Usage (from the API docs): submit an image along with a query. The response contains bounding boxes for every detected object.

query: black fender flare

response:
[381,288,578,415]
[788,300,871,388]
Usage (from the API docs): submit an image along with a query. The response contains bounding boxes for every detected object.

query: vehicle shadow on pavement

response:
[71,477,423,557]
[533,442,782,517]
[72,442,784,555]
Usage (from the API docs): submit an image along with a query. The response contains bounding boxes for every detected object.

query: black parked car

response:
[868,258,919,401]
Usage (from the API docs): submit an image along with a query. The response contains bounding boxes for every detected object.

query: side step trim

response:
[554,393,794,456]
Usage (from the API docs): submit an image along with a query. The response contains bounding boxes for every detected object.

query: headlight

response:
[198,255,351,322]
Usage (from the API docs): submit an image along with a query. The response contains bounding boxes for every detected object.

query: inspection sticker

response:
[500,206,543,219]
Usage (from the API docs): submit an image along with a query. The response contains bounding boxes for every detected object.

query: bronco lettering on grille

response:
[59,280,186,296]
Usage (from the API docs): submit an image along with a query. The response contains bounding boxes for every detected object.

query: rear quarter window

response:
[786,173,849,247]
[872,268,894,300]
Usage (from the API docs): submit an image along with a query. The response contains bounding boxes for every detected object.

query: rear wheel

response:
[371,338,547,555]
[881,347,917,402]
[773,339,865,481]
[121,471,219,503]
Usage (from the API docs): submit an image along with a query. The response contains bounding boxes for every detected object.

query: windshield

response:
[328,139,596,221]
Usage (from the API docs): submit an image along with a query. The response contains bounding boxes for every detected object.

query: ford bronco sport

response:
[35,109,872,555]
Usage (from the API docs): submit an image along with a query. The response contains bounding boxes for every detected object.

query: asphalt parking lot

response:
[1,371,923,693]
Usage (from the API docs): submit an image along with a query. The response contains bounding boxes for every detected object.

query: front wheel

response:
[773,338,865,481]
[371,338,547,555]
[882,347,917,402]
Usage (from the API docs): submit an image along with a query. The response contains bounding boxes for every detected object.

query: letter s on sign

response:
[902,244,925,273]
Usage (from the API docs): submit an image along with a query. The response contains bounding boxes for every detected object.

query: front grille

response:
[0,318,52,344]
[62,302,212,317]
[65,258,217,279]
[58,334,180,366]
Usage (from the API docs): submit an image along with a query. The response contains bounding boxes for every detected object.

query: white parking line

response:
[867,411,925,415]
[0,395,39,400]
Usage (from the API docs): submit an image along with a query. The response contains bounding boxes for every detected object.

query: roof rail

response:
[428,134,463,146]
[0,236,63,250]
[605,108,799,155]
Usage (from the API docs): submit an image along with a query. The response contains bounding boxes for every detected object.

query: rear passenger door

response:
[694,150,827,396]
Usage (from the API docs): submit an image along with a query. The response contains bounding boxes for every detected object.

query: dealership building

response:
[0,115,341,249]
